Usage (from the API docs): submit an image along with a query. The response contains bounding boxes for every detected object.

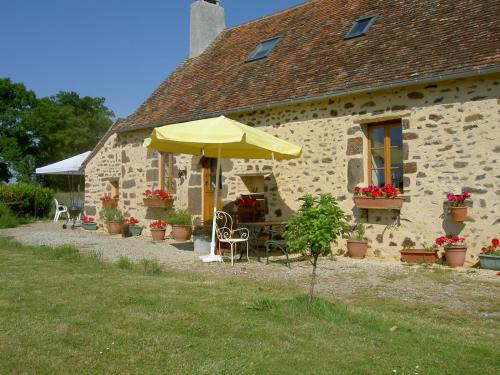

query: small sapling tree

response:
[284,194,347,302]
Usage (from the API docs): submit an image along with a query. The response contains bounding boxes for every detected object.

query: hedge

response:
[0,183,53,217]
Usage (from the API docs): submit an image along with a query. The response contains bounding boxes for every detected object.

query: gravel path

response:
[1,221,499,317]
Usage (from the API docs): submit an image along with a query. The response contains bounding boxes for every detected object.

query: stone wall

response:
[219,74,499,264]
[85,73,499,264]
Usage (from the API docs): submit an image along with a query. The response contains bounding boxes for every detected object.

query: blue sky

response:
[1,0,304,119]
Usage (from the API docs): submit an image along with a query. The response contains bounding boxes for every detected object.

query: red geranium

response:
[82,216,95,224]
[99,195,119,202]
[480,238,500,256]
[355,184,399,198]
[143,189,171,200]
[149,220,166,230]
[234,196,260,208]
[435,234,465,248]
[126,217,139,225]
[446,191,470,207]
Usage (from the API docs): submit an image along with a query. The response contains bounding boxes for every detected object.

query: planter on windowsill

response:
[143,197,174,208]
[236,206,264,222]
[353,196,405,210]
[478,254,500,271]
[400,249,438,264]
[102,199,118,208]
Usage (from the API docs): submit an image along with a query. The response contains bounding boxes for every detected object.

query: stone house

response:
[84,0,500,263]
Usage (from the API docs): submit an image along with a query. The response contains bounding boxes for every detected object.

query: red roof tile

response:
[116,0,500,132]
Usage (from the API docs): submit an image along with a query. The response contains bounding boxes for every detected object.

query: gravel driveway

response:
[1,221,499,317]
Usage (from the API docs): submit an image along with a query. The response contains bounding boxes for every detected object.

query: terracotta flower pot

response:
[353,196,404,210]
[400,249,438,264]
[450,206,467,222]
[150,228,166,241]
[347,240,368,259]
[445,246,467,267]
[143,198,174,208]
[106,221,122,235]
[102,200,118,208]
[171,225,193,242]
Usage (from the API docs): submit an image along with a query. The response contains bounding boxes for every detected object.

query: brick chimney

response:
[189,0,225,58]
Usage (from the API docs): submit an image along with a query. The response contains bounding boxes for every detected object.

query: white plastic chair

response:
[215,211,250,266]
[53,198,68,222]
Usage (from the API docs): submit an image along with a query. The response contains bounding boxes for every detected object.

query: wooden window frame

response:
[367,120,403,189]
[159,152,174,193]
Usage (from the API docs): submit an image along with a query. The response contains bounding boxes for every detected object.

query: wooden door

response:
[202,158,222,222]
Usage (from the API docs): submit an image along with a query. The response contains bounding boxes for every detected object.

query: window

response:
[345,14,379,40]
[246,36,281,62]
[368,121,403,190]
[160,152,174,192]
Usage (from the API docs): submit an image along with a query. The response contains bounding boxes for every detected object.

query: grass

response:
[0,237,499,374]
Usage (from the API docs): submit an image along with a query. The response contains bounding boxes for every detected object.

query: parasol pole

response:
[200,144,223,263]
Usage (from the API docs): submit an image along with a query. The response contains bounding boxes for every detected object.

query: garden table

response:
[238,221,286,261]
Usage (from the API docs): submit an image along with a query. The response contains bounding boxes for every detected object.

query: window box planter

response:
[102,199,118,208]
[400,249,438,264]
[82,222,97,231]
[106,221,122,235]
[143,197,174,208]
[128,225,143,236]
[236,206,264,222]
[444,246,467,268]
[353,196,404,210]
[150,228,166,241]
[478,254,500,271]
[346,240,368,259]
[171,225,193,242]
[450,206,467,222]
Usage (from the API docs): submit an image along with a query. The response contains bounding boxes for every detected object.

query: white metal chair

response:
[53,198,68,222]
[215,211,250,266]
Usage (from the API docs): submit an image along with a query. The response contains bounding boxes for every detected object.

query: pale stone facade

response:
[85,73,499,264]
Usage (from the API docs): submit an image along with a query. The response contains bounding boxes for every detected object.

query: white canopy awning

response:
[35,151,91,175]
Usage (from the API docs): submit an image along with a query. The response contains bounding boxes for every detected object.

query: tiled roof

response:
[116,0,500,132]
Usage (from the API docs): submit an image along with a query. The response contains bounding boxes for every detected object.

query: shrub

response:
[165,209,192,226]
[0,202,19,228]
[284,194,346,302]
[99,207,123,222]
[0,183,53,217]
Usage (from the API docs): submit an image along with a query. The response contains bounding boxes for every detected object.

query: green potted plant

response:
[99,207,123,235]
[446,191,470,222]
[149,220,167,241]
[81,216,97,231]
[165,209,193,241]
[478,238,500,270]
[126,217,142,236]
[284,194,346,302]
[346,223,368,259]
[435,234,467,268]
[399,238,438,264]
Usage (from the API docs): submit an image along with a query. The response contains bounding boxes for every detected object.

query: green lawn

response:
[0,237,498,374]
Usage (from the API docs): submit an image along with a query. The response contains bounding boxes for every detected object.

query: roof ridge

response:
[224,0,314,31]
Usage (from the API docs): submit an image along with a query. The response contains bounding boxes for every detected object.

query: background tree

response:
[284,194,347,302]
[0,78,38,182]
[0,78,114,185]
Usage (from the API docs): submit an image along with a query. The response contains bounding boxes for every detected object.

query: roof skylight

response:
[345,14,379,40]
[246,36,282,62]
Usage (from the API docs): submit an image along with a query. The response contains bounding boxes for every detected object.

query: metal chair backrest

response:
[215,211,234,241]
